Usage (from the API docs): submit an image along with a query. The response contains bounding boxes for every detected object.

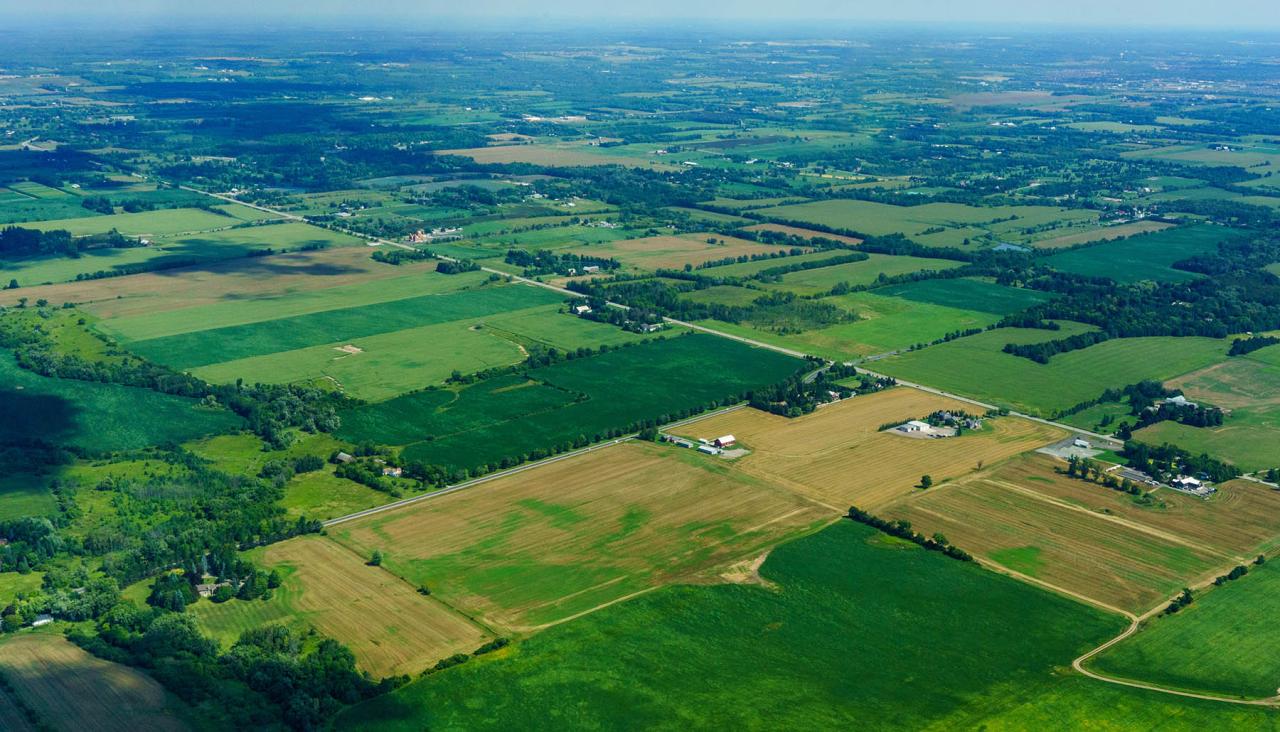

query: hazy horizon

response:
[2,0,1279,31]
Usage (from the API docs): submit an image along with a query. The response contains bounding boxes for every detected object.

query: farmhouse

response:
[1170,475,1216,497]
[582,265,601,274]
[573,304,592,315]
[382,466,403,478]
[713,435,736,448]
[639,323,664,333]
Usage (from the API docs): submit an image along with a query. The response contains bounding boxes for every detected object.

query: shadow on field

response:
[0,389,81,449]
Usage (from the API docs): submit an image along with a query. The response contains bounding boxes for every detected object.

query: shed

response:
[697,444,721,456]
[335,452,355,464]
[31,614,53,627]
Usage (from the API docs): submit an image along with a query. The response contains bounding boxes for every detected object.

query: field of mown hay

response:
[191,536,488,677]
[327,441,832,632]
[740,223,863,245]
[878,455,1280,614]
[0,633,190,732]
[675,387,1066,511]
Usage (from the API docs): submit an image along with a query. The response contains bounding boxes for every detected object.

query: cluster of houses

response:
[893,411,981,439]
[407,227,463,244]
[334,451,403,477]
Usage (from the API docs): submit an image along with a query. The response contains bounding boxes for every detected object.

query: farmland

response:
[874,327,1230,416]
[339,334,803,470]
[879,455,1280,613]
[0,633,192,732]
[190,536,489,677]
[334,521,1129,730]
[1090,560,1280,699]
[1132,347,1280,471]
[328,440,831,630]
[1044,225,1243,283]
[563,233,794,272]
[757,253,964,295]
[759,199,1098,247]
[674,388,1066,510]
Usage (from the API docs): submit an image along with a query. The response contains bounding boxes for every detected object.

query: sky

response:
[3,0,1278,30]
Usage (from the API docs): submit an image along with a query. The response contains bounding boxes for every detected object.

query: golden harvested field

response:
[2,246,437,317]
[327,441,832,632]
[1030,220,1174,249]
[0,634,190,732]
[876,455,1279,613]
[742,223,864,246]
[675,388,1066,511]
[194,536,489,677]
[998,456,1280,557]
[566,233,800,271]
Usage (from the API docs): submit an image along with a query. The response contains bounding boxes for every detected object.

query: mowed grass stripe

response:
[128,283,565,370]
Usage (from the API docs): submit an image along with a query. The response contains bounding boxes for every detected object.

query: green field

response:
[0,349,240,453]
[334,520,1129,730]
[22,207,239,236]
[3,222,356,287]
[1045,225,1243,283]
[124,283,564,370]
[698,288,1008,360]
[757,253,965,295]
[338,334,801,470]
[872,277,1053,315]
[874,327,1230,415]
[1091,560,1280,698]
[1132,345,1280,471]
[760,199,1097,246]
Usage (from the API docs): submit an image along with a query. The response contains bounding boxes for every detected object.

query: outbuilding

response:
[713,435,736,448]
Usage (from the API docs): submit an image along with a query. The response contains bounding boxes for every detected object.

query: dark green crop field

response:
[125,284,564,370]
[338,334,802,470]
[1044,224,1244,283]
[0,349,240,453]
[873,277,1054,315]
[335,521,1136,730]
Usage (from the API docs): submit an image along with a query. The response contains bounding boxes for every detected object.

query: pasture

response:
[1090,560,1280,699]
[674,388,1065,511]
[873,327,1230,416]
[0,349,240,453]
[191,536,489,678]
[434,143,678,170]
[3,222,356,287]
[563,233,793,272]
[700,288,1008,360]
[759,199,1097,246]
[334,521,1125,730]
[21,207,238,237]
[879,455,1280,613]
[123,283,564,370]
[0,633,191,732]
[1030,220,1174,249]
[339,334,802,471]
[0,245,436,314]
[1044,225,1242,283]
[757,253,964,295]
[328,441,831,630]
[740,222,863,245]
